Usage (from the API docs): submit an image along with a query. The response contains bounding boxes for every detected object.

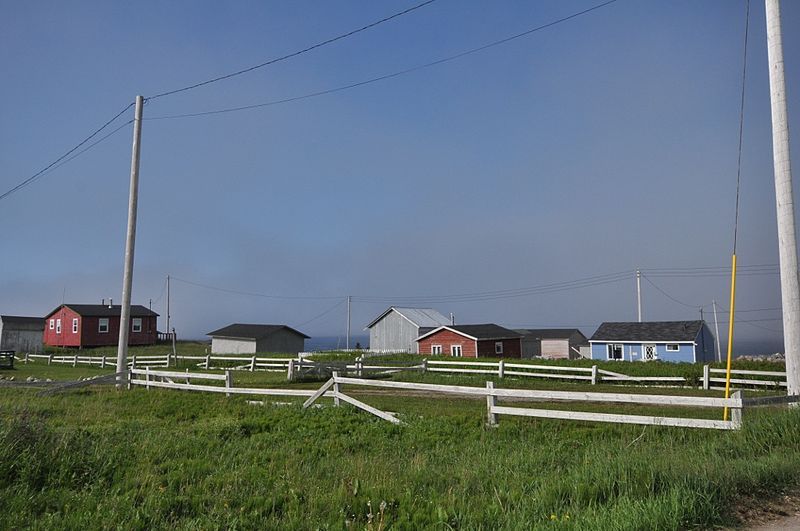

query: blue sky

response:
[1,0,798,353]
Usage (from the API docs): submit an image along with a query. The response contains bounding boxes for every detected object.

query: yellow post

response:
[723,254,738,421]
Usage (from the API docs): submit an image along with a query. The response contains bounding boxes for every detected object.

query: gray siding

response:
[0,319,44,353]
[255,330,305,354]
[369,311,419,353]
[520,336,540,358]
[212,338,256,354]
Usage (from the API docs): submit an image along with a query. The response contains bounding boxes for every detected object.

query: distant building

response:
[0,315,45,353]
[588,320,715,363]
[43,304,158,348]
[207,324,309,354]
[365,307,451,353]
[416,324,523,358]
[514,329,589,359]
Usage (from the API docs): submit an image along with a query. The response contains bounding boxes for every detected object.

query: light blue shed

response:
[588,320,715,363]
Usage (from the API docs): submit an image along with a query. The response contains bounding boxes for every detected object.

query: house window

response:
[72,318,78,334]
[666,344,680,352]
[98,318,109,333]
[451,345,463,357]
[431,345,442,355]
[607,344,623,360]
[56,319,61,334]
[132,318,142,333]
[49,319,55,330]
[495,342,504,355]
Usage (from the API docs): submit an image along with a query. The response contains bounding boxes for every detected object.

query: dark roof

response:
[417,324,523,341]
[514,328,587,341]
[207,324,310,340]
[590,321,704,342]
[0,315,45,326]
[46,304,158,318]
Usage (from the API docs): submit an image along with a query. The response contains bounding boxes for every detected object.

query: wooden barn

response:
[0,315,45,353]
[514,328,589,359]
[416,324,523,358]
[366,307,452,353]
[207,324,309,354]
[43,304,158,348]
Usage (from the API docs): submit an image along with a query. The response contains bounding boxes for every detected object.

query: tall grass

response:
[0,385,798,529]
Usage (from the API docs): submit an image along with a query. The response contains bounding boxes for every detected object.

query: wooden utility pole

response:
[346,295,351,350]
[712,300,722,363]
[116,95,144,387]
[166,274,171,337]
[766,0,800,395]
[636,269,642,322]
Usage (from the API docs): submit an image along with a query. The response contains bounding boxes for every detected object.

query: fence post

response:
[498,359,505,379]
[48,354,52,365]
[100,356,106,369]
[146,366,151,390]
[357,359,363,377]
[731,390,743,429]
[287,359,294,381]
[185,368,190,386]
[205,354,211,370]
[251,356,256,372]
[422,358,428,373]
[703,365,710,390]
[131,355,137,369]
[332,371,341,406]
[24,352,29,364]
[225,370,232,398]
[591,365,598,385]
[127,369,132,390]
[486,381,498,427]
[73,354,78,367]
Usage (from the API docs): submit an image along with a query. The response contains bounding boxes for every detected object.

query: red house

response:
[43,304,159,348]
[416,324,523,358]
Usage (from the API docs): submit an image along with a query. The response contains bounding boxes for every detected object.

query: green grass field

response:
[1,352,797,529]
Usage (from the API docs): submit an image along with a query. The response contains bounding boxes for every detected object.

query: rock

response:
[46,378,52,382]
[8,376,14,381]
[26,376,35,382]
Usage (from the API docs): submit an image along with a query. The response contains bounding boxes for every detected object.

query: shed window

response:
[132,318,142,333]
[666,344,679,352]
[495,342,504,355]
[431,345,442,355]
[451,345,463,357]
[607,344,623,360]
[72,318,78,334]
[56,319,61,334]
[49,319,54,330]
[98,318,109,333]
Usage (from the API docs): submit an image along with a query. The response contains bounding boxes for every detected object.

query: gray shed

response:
[0,315,45,354]
[207,324,309,354]
[365,307,452,353]
[514,329,589,359]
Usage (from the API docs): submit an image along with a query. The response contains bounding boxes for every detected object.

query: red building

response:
[43,304,159,348]
[416,324,523,358]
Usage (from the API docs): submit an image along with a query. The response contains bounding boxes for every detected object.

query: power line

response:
[0,102,134,203]
[147,0,620,121]
[641,274,705,309]
[170,276,343,300]
[296,298,347,327]
[147,0,439,101]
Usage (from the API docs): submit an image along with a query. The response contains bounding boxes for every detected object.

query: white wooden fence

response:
[303,373,800,431]
[25,353,170,368]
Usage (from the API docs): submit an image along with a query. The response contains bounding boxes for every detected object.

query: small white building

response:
[0,315,45,353]
[207,324,309,354]
[365,307,452,353]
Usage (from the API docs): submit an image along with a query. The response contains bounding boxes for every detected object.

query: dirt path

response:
[733,490,800,530]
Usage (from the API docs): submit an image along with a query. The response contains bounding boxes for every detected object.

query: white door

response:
[644,344,657,361]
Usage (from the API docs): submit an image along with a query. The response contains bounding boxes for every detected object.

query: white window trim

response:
[643,344,657,361]
[607,343,623,361]
[72,318,78,334]
[98,318,109,334]
[666,344,680,351]
[451,344,463,357]
[132,318,142,333]
[56,319,61,334]
[49,319,55,330]
[431,344,442,355]
[495,341,504,355]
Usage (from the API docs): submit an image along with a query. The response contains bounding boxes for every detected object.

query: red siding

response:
[43,306,157,348]
[417,329,477,358]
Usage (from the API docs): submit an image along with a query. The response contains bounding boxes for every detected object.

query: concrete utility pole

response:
[116,95,144,387]
[346,295,351,350]
[636,269,642,322]
[166,274,170,337]
[766,0,800,395]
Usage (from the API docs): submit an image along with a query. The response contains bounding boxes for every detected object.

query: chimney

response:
[108,298,113,308]
[101,298,105,306]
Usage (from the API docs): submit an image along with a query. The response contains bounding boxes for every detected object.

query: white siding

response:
[369,311,419,353]
[540,339,570,359]
[212,338,256,354]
